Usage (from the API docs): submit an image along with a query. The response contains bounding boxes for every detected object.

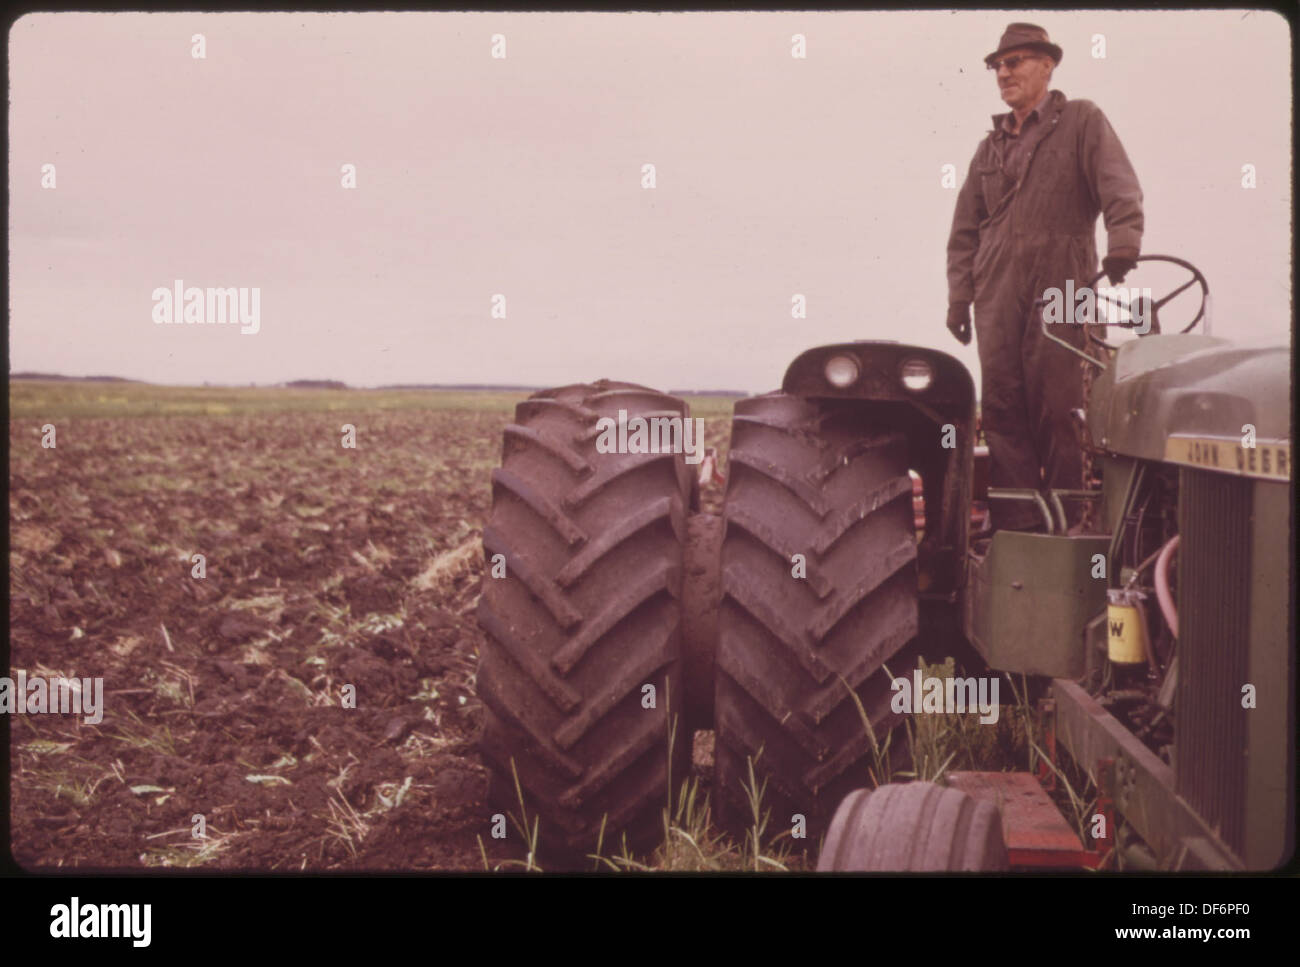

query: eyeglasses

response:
[987,54,1041,72]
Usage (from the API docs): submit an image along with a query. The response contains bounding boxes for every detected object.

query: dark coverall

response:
[947,89,1143,529]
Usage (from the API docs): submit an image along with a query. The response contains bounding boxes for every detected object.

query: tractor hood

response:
[1088,334,1291,480]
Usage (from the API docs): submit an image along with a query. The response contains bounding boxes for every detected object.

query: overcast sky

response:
[8,10,1291,393]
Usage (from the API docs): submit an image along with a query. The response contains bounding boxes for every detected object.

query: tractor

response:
[472,255,1293,871]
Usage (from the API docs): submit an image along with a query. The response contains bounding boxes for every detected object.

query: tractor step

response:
[945,771,1104,869]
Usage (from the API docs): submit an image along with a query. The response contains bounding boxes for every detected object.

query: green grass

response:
[1004,673,1101,854]
[481,678,801,873]
[472,659,1106,873]
[677,396,743,419]
[109,709,178,757]
[9,379,531,419]
[9,378,746,421]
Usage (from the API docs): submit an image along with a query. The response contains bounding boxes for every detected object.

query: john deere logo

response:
[1165,435,1290,481]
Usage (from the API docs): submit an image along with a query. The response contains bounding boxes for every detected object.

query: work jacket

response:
[947,89,1144,309]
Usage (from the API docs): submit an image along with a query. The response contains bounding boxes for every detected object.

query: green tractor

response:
[473,256,1293,871]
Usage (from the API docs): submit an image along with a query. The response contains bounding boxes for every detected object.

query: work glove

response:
[946,302,972,345]
[1102,254,1138,286]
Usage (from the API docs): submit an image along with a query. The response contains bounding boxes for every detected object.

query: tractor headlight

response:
[899,358,933,392]
[824,355,860,388]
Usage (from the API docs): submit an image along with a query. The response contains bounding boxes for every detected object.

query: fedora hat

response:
[984,23,1063,66]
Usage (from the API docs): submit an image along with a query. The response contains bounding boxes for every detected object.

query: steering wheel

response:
[1083,254,1209,352]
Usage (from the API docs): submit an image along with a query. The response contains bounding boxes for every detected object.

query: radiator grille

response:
[1176,468,1251,854]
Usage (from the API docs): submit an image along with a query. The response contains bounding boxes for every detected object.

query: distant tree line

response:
[9,373,750,396]
[10,373,140,382]
[282,379,349,389]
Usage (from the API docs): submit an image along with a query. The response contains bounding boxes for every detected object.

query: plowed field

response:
[7,380,735,870]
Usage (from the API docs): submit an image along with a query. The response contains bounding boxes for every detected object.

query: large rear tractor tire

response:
[475,381,694,862]
[714,393,921,847]
[817,782,1008,871]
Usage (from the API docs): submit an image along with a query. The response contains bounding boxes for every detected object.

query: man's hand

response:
[946,302,972,345]
[1102,254,1138,286]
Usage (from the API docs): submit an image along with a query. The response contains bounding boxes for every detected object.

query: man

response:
[946,23,1143,530]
